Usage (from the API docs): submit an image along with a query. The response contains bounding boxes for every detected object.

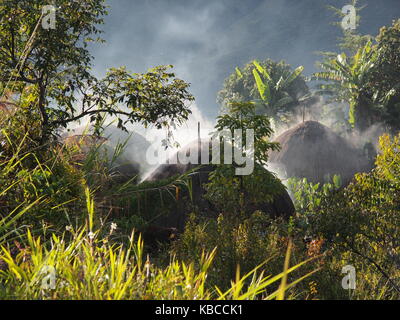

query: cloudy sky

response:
[88,0,399,121]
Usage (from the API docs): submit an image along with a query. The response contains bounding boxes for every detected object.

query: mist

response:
[64,0,400,179]
[89,0,399,121]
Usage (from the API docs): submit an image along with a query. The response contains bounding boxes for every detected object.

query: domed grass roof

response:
[269,121,372,184]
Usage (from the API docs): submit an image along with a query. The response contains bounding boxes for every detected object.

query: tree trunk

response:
[354,96,372,133]
[38,83,49,144]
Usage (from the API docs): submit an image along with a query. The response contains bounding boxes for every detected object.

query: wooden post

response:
[198,122,201,163]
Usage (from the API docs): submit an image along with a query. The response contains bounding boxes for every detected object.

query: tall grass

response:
[0,131,45,242]
[0,188,316,300]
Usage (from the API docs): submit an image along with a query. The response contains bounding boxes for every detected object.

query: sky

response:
[88,0,400,122]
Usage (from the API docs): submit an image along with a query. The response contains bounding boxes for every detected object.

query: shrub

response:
[308,134,400,298]
[0,129,86,232]
[172,211,317,297]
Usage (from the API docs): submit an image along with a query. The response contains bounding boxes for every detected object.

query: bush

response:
[172,211,318,297]
[307,134,400,298]
[0,129,86,233]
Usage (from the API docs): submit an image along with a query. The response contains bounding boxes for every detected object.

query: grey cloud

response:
[89,0,400,120]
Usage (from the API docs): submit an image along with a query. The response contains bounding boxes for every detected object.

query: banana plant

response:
[313,41,378,130]
[251,60,306,126]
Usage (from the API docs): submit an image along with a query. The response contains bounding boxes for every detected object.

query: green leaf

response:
[333,175,342,189]
[285,66,304,85]
[252,69,267,101]
[253,60,272,81]
[235,67,243,79]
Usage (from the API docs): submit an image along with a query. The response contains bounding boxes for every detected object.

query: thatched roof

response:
[63,133,140,181]
[64,135,107,152]
[269,121,372,184]
[145,139,295,228]
[63,125,152,178]
[146,139,210,181]
[0,101,17,116]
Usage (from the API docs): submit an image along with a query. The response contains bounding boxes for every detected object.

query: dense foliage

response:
[314,19,400,133]
[0,0,193,142]
[217,59,310,128]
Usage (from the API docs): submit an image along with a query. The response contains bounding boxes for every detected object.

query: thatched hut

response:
[145,139,295,230]
[63,125,152,179]
[269,121,373,184]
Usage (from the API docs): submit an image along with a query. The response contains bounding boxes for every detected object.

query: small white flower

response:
[88,231,95,240]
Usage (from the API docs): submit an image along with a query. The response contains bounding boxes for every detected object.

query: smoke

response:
[63,102,215,181]
[139,102,216,181]
[345,123,387,151]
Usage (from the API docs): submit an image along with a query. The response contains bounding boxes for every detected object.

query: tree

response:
[325,0,372,55]
[312,0,375,133]
[251,61,313,127]
[206,101,283,218]
[314,19,400,133]
[0,0,194,142]
[213,101,280,168]
[217,59,310,128]
[367,19,400,132]
[313,41,378,132]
